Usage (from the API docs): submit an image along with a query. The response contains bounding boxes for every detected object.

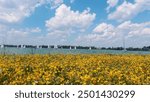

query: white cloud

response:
[76,21,150,47]
[141,28,150,35]
[93,23,115,34]
[0,0,40,23]
[116,21,150,37]
[48,0,63,9]
[106,0,118,12]
[46,4,96,37]
[0,24,7,32]
[30,27,41,33]
[0,3,96,45]
[118,21,150,37]
[7,27,41,37]
[107,0,118,7]
[108,0,150,22]
[0,26,42,45]
[76,23,116,46]
[47,30,70,38]
[0,0,63,23]
[7,29,29,39]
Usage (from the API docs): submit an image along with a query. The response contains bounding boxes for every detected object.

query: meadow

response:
[0,54,150,85]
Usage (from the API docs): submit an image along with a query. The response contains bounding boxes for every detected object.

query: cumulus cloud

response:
[30,27,41,33]
[0,26,42,45]
[118,21,150,37]
[48,0,63,9]
[93,23,115,34]
[45,4,96,38]
[108,0,150,22]
[0,0,40,23]
[0,0,63,23]
[76,21,150,47]
[0,2,96,45]
[76,23,116,46]
[106,0,118,12]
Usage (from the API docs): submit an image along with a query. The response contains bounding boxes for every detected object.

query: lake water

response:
[0,48,150,55]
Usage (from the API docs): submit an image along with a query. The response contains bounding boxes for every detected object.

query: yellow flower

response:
[0,54,150,85]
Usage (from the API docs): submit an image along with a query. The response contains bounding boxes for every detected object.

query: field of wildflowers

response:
[0,54,150,85]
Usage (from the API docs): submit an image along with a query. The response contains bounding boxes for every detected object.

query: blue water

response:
[0,48,150,54]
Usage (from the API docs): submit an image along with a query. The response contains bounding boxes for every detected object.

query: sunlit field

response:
[0,54,150,85]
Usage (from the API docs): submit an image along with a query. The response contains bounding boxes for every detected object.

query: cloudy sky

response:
[0,0,150,47]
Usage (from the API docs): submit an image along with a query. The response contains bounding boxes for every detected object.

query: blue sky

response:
[0,0,150,47]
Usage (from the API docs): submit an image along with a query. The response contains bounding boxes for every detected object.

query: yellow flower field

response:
[0,54,150,85]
